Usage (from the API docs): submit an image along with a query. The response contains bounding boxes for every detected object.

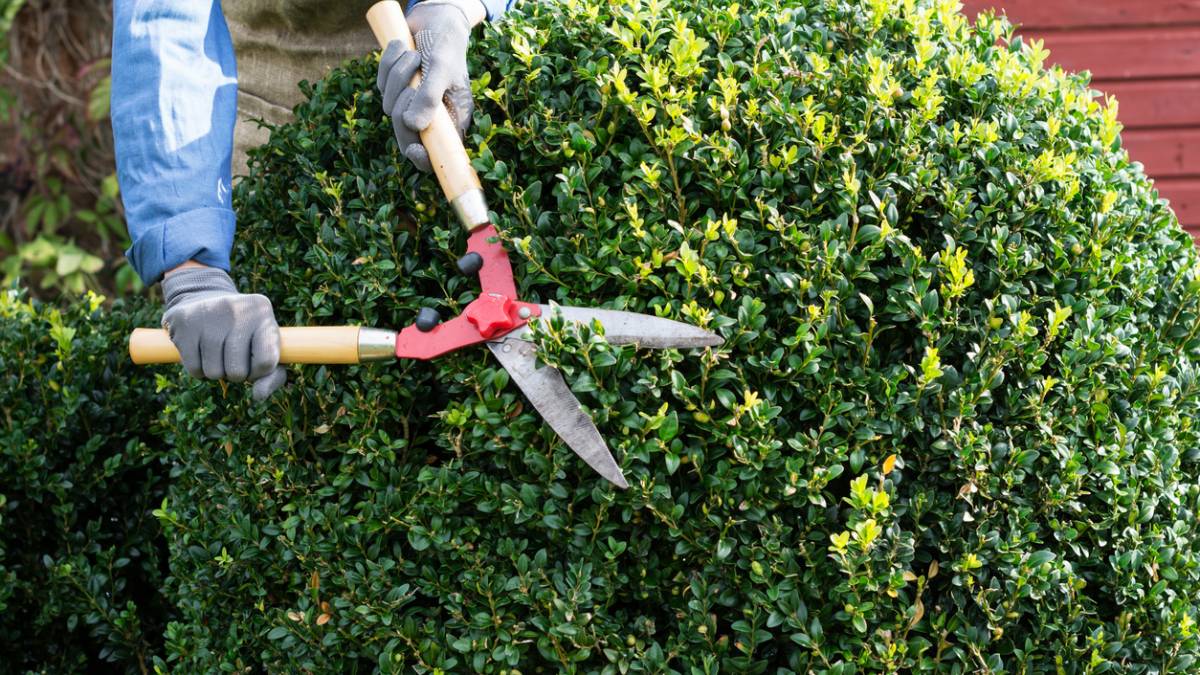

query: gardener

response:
[112,0,509,399]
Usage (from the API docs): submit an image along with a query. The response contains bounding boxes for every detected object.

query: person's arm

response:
[112,0,285,400]
[112,1,238,285]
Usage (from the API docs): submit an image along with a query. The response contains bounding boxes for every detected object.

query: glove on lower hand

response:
[376,0,475,172]
[161,267,287,401]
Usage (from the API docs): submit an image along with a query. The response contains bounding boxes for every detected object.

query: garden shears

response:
[127,1,721,489]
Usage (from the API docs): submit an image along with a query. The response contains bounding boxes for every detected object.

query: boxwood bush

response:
[156,0,1200,671]
[0,288,169,671]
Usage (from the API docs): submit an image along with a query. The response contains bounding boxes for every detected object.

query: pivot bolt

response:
[518,306,532,319]
[457,252,484,276]
[415,307,441,332]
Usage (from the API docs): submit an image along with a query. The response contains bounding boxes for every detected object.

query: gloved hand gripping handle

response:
[367,0,489,230]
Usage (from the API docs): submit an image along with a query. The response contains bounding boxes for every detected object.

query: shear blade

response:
[487,337,629,489]
[535,304,723,349]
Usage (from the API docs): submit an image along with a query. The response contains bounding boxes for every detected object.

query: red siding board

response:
[1036,27,1200,80]
[1123,129,1200,177]
[1094,79,1200,130]
[961,0,1200,30]
[1157,178,1200,228]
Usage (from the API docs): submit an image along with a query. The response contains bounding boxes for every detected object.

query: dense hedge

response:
[0,288,169,671]
[44,0,1200,672]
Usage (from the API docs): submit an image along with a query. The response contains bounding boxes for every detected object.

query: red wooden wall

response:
[961,0,1200,237]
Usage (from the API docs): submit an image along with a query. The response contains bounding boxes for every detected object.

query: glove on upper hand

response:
[376,0,475,172]
[161,267,287,401]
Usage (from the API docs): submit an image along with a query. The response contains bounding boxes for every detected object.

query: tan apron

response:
[223,0,379,174]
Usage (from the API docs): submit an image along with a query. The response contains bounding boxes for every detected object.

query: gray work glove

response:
[376,0,475,172]
[161,267,286,401]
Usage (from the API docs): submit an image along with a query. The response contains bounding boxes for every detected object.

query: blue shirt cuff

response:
[125,207,236,285]
[408,0,510,21]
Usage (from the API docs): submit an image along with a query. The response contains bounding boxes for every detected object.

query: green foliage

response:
[0,0,24,64]
[1,174,123,295]
[0,288,170,671]
[151,0,1200,671]
[0,0,139,299]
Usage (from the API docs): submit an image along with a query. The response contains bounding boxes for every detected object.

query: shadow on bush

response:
[0,288,169,672]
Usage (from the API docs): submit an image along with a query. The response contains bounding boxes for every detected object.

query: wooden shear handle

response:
[129,327,396,365]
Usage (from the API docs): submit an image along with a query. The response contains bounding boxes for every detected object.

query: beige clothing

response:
[224,0,380,174]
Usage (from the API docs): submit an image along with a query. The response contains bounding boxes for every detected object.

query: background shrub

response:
[0,0,140,299]
[0,288,169,671]
[149,0,1200,672]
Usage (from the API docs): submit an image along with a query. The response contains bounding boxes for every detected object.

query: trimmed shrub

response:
[0,288,169,671]
[159,0,1200,671]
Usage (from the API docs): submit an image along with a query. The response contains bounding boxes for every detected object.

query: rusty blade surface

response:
[533,304,723,349]
[486,335,629,489]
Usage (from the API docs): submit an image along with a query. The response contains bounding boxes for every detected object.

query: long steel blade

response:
[534,304,722,349]
[487,336,629,489]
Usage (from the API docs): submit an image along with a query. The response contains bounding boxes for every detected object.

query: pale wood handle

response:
[367,0,482,204]
[129,327,365,365]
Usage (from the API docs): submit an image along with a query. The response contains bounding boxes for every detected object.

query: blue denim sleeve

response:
[408,0,515,21]
[112,1,238,286]
[477,0,516,20]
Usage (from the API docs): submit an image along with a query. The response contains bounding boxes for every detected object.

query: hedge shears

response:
[127,1,721,489]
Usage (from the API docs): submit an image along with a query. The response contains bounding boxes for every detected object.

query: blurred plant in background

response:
[0,0,140,298]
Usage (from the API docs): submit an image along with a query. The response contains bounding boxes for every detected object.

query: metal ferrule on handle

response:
[356,328,400,360]
[451,189,490,229]
[128,327,398,365]
[366,0,490,231]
